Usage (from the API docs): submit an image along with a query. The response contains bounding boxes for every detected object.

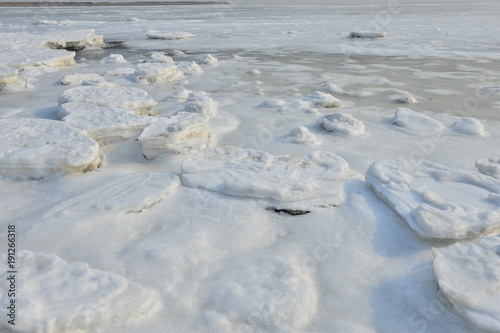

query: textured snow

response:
[303,91,343,108]
[476,157,500,180]
[0,118,100,179]
[0,250,161,333]
[145,52,174,64]
[366,160,500,240]
[433,236,500,332]
[281,126,319,144]
[165,88,193,102]
[58,86,158,115]
[182,91,218,118]
[135,63,184,83]
[316,112,366,135]
[138,112,210,159]
[181,147,352,203]
[392,107,445,136]
[146,30,193,40]
[451,117,485,135]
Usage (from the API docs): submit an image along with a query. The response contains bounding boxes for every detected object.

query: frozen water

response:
[433,236,500,332]
[0,65,17,87]
[146,30,193,40]
[350,31,387,38]
[178,61,203,75]
[392,107,445,136]
[101,54,127,63]
[451,117,485,136]
[135,63,184,83]
[106,67,135,76]
[257,98,286,108]
[198,54,219,66]
[0,47,75,69]
[318,82,374,97]
[303,91,343,108]
[281,126,319,145]
[476,157,500,180]
[60,73,107,86]
[182,91,218,118]
[165,88,193,102]
[316,112,366,136]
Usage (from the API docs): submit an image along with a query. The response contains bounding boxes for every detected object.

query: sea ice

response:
[391,107,445,136]
[451,117,485,135]
[316,112,366,135]
[101,54,127,63]
[144,52,175,64]
[0,65,18,87]
[318,82,374,97]
[135,63,184,83]
[58,86,158,115]
[476,157,500,180]
[181,147,351,203]
[106,67,135,76]
[0,250,160,333]
[257,98,286,108]
[247,69,262,75]
[303,91,343,108]
[178,61,203,75]
[0,118,100,179]
[281,126,319,144]
[138,112,210,159]
[60,73,106,86]
[366,160,500,240]
[432,236,500,332]
[41,30,105,51]
[198,54,219,66]
[350,31,387,38]
[34,19,68,26]
[0,47,75,69]
[165,88,193,102]
[182,91,218,118]
[146,30,193,40]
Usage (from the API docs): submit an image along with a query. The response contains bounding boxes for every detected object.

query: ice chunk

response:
[451,117,485,135]
[476,157,500,180]
[58,86,157,115]
[182,91,218,118]
[257,98,286,108]
[166,49,185,56]
[0,250,160,333]
[60,73,105,86]
[281,126,319,144]
[41,30,105,51]
[145,52,174,64]
[432,236,500,332]
[135,63,184,83]
[366,160,500,240]
[106,67,135,76]
[350,31,387,38]
[204,255,317,329]
[316,112,366,135]
[198,54,219,66]
[178,61,203,75]
[146,30,193,40]
[392,94,418,104]
[247,69,262,75]
[319,82,373,97]
[127,17,140,22]
[181,147,351,203]
[164,88,193,102]
[0,47,75,68]
[59,102,158,144]
[303,91,343,108]
[34,19,64,25]
[139,112,210,159]
[0,65,18,87]
[101,54,127,63]
[392,107,445,136]
[0,118,100,180]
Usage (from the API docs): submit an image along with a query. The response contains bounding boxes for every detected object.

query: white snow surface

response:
[476,157,500,180]
[281,126,319,144]
[0,65,17,86]
[316,112,366,135]
[392,107,445,136]
[451,117,485,135]
[135,63,184,83]
[303,91,343,108]
[182,91,218,118]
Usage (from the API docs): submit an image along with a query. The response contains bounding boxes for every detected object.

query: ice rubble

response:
[451,117,485,135]
[34,19,68,26]
[0,250,160,333]
[281,126,319,145]
[106,67,135,76]
[392,107,445,136]
[165,88,193,102]
[198,54,219,66]
[60,73,112,87]
[0,65,17,87]
[135,63,184,83]
[366,160,500,240]
[59,102,158,144]
[432,236,500,332]
[182,91,218,118]
[146,30,193,40]
[0,118,100,180]
[303,91,343,108]
[101,54,127,63]
[139,112,211,159]
[58,86,158,115]
[0,47,75,68]
[476,157,500,180]
[257,98,286,109]
[316,112,366,135]
[181,147,352,203]
[179,61,204,75]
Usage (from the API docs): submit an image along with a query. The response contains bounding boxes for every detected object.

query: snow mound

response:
[43,173,180,220]
[281,126,319,144]
[178,61,203,75]
[0,47,75,68]
[60,73,105,86]
[0,118,100,180]
[146,30,193,40]
[257,98,286,108]
[135,63,184,83]
[139,112,210,159]
[181,147,351,203]
[127,17,139,22]
[41,30,105,51]
[432,236,500,332]
[106,67,135,76]
[451,117,485,135]
[165,88,193,102]
[58,86,158,115]
[319,82,373,97]
[59,102,158,144]
[146,52,174,64]
[182,91,218,118]
[166,49,185,56]
[303,91,343,108]
[366,160,500,240]
[350,31,387,38]
[392,107,445,136]
[0,250,160,333]
[204,255,318,330]
[476,157,500,180]
[0,65,18,87]
[198,54,219,66]
[101,54,127,63]
[317,112,366,135]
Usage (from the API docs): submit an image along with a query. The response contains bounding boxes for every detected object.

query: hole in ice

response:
[266,207,311,216]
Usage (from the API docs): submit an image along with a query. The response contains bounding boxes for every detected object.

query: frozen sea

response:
[1,1,500,332]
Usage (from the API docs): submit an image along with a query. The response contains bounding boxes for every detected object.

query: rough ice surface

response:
[181,61,204,75]
[0,65,18,87]
[476,157,500,180]
[135,63,184,83]
[59,102,158,144]
[181,146,351,203]
[60,73,106,86]
[318,82,374,97]
[198,54,219,66]
[204,255,318,330]
[40,30,105,50]
[432,236,500,332]
[392,94,418,104]
[303,91,343,108]
[0,250,161,333]
[146,30,193,40]
[145,52,174,64]
[451,117,485,135]
[366,160,500,240]
[182,91,218,118]
[0,47,75,69]
[58,86,158,115]
[350,31,387,38]
[139,112,210,159]
[392,107,445,136]
[247,69,262,75]
[0,118,100,179]
[165,88,193,102]
[101,54,127,63]
[34,19,68,26]
[316,112,366,135]
[281,126,319,144]
[257,98,286,108]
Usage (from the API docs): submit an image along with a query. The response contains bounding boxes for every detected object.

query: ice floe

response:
[181,147,352,203]
[106,67,135,76]
[451,117,485,135]
[366,160,500,240]
[0,250,160,333]
[143,51,175,64]
[257,98,286,108]
[182,91,218,118]
[34,19,68,26]
[476,157,500,180]
[391,107,445,136]
[316,112,366,135]
[135,63,184,83]
[101,54,127,63]
[0,65,17,87]
[0,47,75,69]
[281,126,319,144]
[60,73,108,86]
[198,54,219,66]
[58,86,158,115]
[0,118,100,179]
[139,112,210,159]
[146,30,193,40]
[247,69,262,75]
[318,82,374,97]
[432,236,500,332]
[303,91,343,108]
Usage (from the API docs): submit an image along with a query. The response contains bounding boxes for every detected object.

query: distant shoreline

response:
[0,1,229,7]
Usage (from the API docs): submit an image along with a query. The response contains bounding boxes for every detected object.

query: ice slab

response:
[316,112,366,135]
[0,118,100,180]
[34,19,68,26]
[101,54,127,63]
[181,146,351,203]
[182,91,218,118]
[135,63,184,83]
[281,126,319,144]
[392,107,445,136]
[0,250,160,333]
[106,67,135,76]
[433,236,500,332]
[146,30,193,40]
[60,73,107,86]
[303,91,343,108]
[476,157,500,180]
[59,102,158,144]
[350,31,387,38]
[366,160,500,240]
[41,30,105,51]
[0,47,75,68]
[257,98,286,108]
[198,54,219,66]
[451,117,485,135]
[138,112,210,159]
[58,86,158,115]
[0,65,18,87]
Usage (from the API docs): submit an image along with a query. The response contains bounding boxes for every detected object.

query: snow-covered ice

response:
[106,67,135,76]
[60,73,108,86]
[0,65,17,87]
[135,63,184,83]
[451,117,485,136]
[432,236,500,332]
[146,30,193,40]
[281,126,319,145]
[316,112,366,135]
[257,97,286,109]
[392,107,445,136]
[101,54,127,63]
[303,91,343,108]
[318,82,374,97]
[0,47,76,69]
[182,91,218,118]
[198,54,219,66]
[366,160,500,240]
[476,157,500,180]
[165,88,192,102]
[350,31,387,38]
